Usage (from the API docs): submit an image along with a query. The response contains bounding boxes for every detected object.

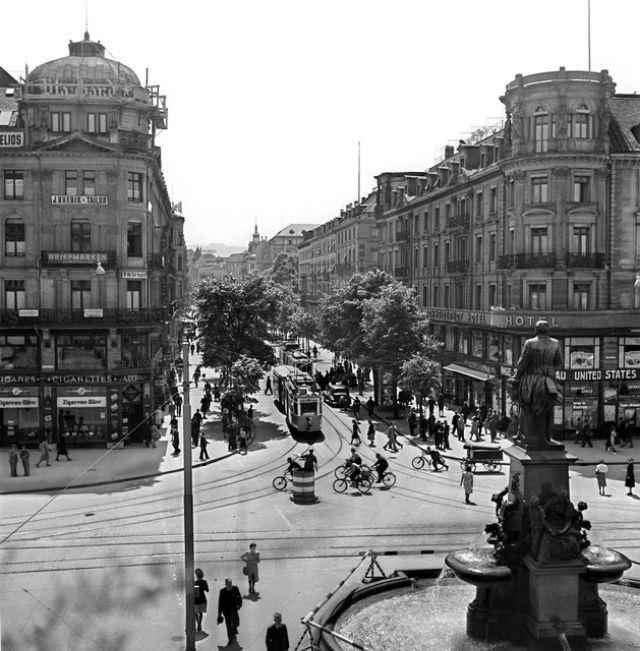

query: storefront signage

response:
[51,195,108,206]
[42,251,112,265]
[57,396,107,408]
[84,308,103,318]
[0,132,24,147]
[0,373,146,384]
[556,368,640,382]
[425,309,489,325]
[18,309,39,317]
[121,270,148,279]
[0,397,38,408]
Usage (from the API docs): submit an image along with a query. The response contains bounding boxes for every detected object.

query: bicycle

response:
[272,469,293,491]
[334,461,371,479]
[361,467,397,489]
[411,453,432,470]
[332,472,372,495]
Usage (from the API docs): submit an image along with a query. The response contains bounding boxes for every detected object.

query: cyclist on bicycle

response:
[286,457,302,473]
[371,453,389,483]
[426,446,449,471]
[345,447,362,485]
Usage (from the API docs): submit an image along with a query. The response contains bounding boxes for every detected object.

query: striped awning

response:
[443,363,495,382]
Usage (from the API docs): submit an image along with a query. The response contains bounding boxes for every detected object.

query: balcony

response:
[394,266,410,278]
[497,253,556,269]
[395,230,411,242]
[0,307,171,327]
[447,260,470,273]
[334,264,352,275]
[565,252,605,269]
[446,214,471,228]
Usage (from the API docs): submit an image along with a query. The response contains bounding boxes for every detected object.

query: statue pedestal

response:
[524,556,587,649]
[506,444,578,500]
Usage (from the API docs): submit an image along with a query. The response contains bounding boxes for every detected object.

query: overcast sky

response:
[3,0,640,249]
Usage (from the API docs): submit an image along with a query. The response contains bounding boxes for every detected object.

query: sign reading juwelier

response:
[51,195,108,205]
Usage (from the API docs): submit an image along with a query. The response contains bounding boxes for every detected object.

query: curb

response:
[0,449,238,495]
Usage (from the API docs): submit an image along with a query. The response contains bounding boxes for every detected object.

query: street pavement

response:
[1,344,640,650]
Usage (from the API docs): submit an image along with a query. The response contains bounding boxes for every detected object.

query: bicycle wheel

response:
[333,478,348,493]
[272,476,287,491]
[356,476,372,494]
[382,471,397,488]
[411,456,426,470]
[334,465,347,479]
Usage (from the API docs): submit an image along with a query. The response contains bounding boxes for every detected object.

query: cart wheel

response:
[382,471,397,488]
[356,476,372,494]
[334,465,347,479]
[411,456,426,470]
[272,476,287,491]
[333,478,348,493]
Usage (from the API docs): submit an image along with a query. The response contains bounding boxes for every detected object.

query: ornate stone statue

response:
[511,320,563,449]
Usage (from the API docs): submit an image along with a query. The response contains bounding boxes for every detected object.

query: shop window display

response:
[565,336,599,369]
[56,334,107,370]
[0,334,38,369]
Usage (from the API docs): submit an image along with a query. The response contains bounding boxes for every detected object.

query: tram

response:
[272,364,322,433]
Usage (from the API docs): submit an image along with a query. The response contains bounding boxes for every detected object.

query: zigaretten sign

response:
[424,308,640,330]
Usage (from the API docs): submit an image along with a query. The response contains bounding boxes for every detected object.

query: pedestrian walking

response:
[408,408,417,437]
[193,568,209,633]
[174,393,183,417]
[595,460,608,496]
[199,432,209,460]
[193,367,201,388]
[352,396,361,419]
[619,418,633,448]
[265,376,273,395]
[19,445,31,476]
[427,446,449,471]
[302,447,318,472]
[265,612,290,651]
[437,393,445,418]
[171,420,181,456]
[461,465,474,504]
[217,578,242,646]
[56,434,71,461]
[35,437,51,468]
[239,427,248,455]
[366,420,376,447]
[383,423,402,452]
[366,397,375,419]
[581,418,593,448]
[605,425,618,454]
[350,419,361,446]
[456,416,465,442]
[240,542,260,595]
[470,415,481,442]
[626,458,636,496]
[8,444,18,477]
[150,423,160,448]
[190,343,195,355]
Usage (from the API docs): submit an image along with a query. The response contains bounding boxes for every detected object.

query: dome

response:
[27,32,141,87]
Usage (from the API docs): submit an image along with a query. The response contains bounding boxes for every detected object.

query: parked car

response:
[323,383,351,408]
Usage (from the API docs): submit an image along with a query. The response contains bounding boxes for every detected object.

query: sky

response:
[3,0,640,249]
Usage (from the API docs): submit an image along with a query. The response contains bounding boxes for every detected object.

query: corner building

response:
[0,34,186,446]
[376,68,640,437]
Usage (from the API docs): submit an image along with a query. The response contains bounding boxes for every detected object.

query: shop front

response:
[0,388,40,444]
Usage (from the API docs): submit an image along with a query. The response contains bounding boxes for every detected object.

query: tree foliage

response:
[289,309,318,342]
[194,275,280,374]
[270,252,298,291]
[398,353,442,409]
[230,355,265,395]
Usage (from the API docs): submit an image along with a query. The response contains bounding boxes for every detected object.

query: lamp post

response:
[181,341,195,650]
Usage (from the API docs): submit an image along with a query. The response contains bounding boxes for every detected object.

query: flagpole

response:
[587,0,591,71]
[357,141,361,204]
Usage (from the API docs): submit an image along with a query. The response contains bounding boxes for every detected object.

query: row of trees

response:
[193,264,443,410]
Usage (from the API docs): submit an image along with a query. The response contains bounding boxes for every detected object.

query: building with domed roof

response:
[0,33,186,447]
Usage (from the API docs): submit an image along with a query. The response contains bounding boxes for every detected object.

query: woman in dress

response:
[625,459,636,497]
[240,542,260,595]
[193,567,209,633]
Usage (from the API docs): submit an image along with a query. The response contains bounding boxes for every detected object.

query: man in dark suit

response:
[265,612,289,651]
[217,578,242,646]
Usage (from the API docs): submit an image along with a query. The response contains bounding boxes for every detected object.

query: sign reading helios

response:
[0,132,24,147]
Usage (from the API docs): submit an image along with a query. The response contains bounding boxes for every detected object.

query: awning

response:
[443,363,495,382]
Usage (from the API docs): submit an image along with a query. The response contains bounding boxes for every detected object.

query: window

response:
[572,226,590,254]
[121,333,148,368]
[571,107,590,139]
[5,279,25,309]
[489,283,497,307]
[489,233,496,261]
[531,176,549,203]
[566,336,599,370]
[126,280,142,310]
[508,178,515,208]
[533,111,549,152]
[51,112,71,132]
[444,242,450,265]
[127,222,143,257]
[490,187,497,213]
[5,219,25,256]
[64,170,77,196]
[434,206,440,230]
[423,245,428,268]
[444,285,450,308]
[506,284,513,308]
[423,211,429,232]
[422,286,428,306]
[529,283,547,310]
[71,280,91,310]
[87,112,108,134]
[70,220,91,252]
[445,203,451,219]
[0,334,38,369]
[476,191,483,217]
[83,171,95,195]
[475,235,483,262]
[531,227,549,254]
[475,284,483,309]
[573,282,591,311]
[433,285,439,306]
[127,172,144,202]
[56,334,106,370]
[455,283,464,308]
[572,175,590,202]
[433,244,439,269]
[3,170,24,200]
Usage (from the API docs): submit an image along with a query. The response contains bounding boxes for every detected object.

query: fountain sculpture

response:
[445,320,631,649]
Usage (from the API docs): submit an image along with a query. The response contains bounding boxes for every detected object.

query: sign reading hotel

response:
[51,195,108,206]
[0,131,25,148]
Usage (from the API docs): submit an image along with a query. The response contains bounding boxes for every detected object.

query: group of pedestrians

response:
[594,458,636,497]
[8,435,72,477]
[192,543,290,650]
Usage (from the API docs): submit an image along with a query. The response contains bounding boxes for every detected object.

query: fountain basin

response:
[581,545,632,583]
[445,548,512,587]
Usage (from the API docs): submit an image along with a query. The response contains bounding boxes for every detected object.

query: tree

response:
[289,309,318,351]
[194,275,281,380]
[398,353,442,415]
[230,355,265,396]
[270,252,298,292]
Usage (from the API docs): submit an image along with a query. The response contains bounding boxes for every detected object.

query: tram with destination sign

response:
[272,364,322,434]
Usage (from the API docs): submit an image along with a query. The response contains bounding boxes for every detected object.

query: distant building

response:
[0,34,186,446]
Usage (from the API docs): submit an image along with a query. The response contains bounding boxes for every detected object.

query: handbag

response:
[242,566,249,575]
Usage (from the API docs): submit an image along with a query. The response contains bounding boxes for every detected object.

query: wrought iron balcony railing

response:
[497,253,556,269]
[446,260,470,273]
[565,252,605,268]
[0,307,172,326]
